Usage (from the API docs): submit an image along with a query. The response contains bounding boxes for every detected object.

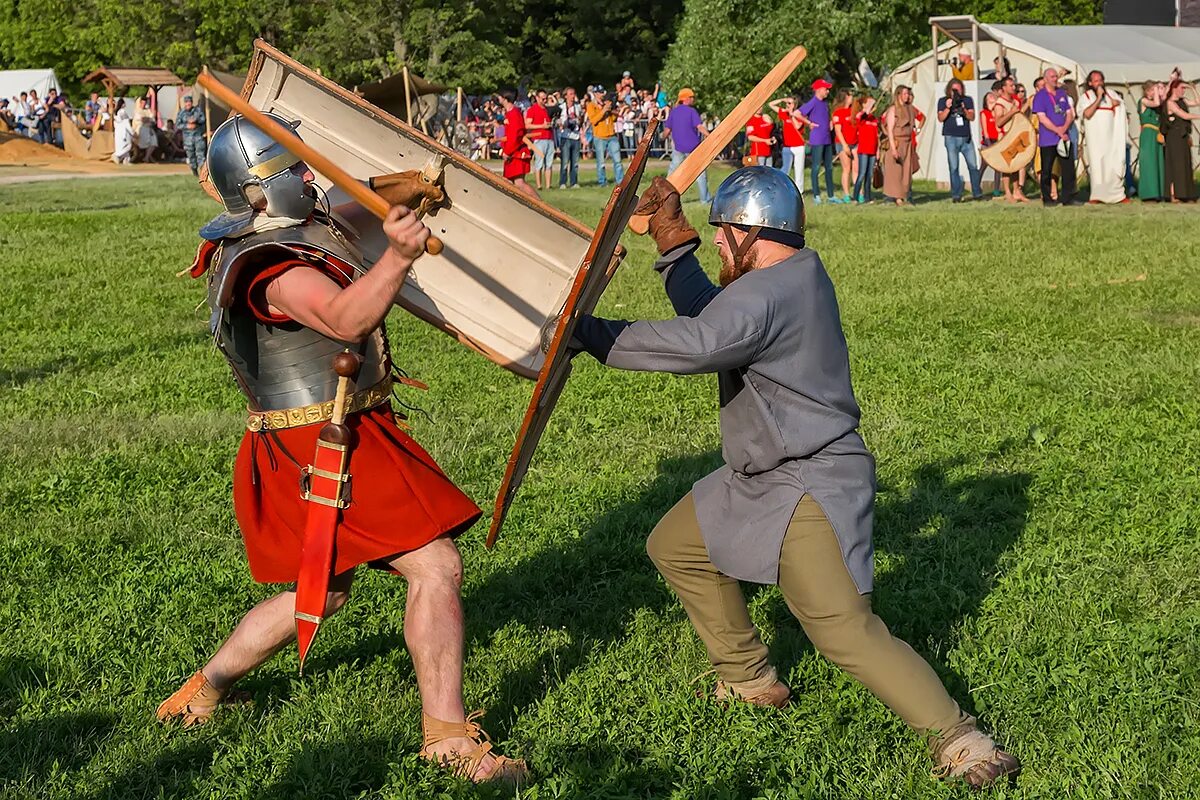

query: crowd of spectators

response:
[476,61,1197,207]
[2,83,205,169]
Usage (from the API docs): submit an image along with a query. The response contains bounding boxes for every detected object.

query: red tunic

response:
[502,107,532,179]
[200,246,482,583]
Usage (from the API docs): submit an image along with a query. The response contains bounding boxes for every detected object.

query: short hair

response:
[497,88,517,103]
[991,80,1005,92]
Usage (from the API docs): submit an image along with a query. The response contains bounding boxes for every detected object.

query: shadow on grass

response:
[0,709,114,785]
[767,456,1031,710]
[256,735,392,800]
[79,741,216,800]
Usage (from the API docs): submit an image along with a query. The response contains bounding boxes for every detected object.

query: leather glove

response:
[369,171,446,213]
[634,176,699,256]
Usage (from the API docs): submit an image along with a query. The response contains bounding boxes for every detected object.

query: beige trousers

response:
[647,491,971,738]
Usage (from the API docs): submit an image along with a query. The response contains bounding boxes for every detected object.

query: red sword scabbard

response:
[295,352,362,672]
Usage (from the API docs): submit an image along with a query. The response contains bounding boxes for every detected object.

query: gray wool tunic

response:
[574,244,876,592]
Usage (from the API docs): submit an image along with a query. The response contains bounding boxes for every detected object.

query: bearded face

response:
[718,241,758,286]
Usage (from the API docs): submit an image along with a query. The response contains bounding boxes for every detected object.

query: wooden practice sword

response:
[627,46,807,235]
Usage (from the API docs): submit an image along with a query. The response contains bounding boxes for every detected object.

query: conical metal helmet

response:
[200,112,316,240]
[709,166,805,234]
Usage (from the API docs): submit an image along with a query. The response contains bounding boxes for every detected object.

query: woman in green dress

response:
[1137,81,1165,202]
[1163,79,1199,203]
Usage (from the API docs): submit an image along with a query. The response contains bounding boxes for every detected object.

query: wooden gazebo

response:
[82,66,184,129]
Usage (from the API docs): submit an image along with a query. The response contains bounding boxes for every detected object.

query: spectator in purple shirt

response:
[1032,67,1081,206]
[797,78,835,203]
[664,87,712,203]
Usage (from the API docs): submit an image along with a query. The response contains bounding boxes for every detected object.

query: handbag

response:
[872,160,883,189]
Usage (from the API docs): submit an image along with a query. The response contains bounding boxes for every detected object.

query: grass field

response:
[1,167,1198,800]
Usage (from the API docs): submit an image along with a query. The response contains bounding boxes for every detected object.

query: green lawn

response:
[0,169,1197,799]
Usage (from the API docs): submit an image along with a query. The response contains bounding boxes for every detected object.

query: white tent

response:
[884,19,1200,183]
[0,68,60,101]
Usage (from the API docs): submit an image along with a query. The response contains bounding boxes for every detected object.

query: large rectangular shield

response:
[487,121,658,547]
[240,41,611,379]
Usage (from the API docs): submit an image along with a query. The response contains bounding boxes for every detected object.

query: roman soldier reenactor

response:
[156,113,527,785]
[568,169,1022,789]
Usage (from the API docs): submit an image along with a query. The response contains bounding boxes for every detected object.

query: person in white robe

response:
[1080,70,1129,203]
[112,102,133,164]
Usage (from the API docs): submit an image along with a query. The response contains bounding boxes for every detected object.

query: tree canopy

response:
[0,0,1103,102]
[0,0,683,96]
[662,0,1103,111]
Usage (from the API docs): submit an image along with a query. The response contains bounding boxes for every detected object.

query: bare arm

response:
[1082,90,1104,120]
[1168,99,1200,120]
[936,101,951,123]
[264,206,429,342]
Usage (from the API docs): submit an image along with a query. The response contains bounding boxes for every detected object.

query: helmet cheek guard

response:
[200,113,315,240]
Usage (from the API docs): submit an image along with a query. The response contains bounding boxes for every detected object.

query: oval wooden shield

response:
[486,120,659,548]
[982,112,1035,174]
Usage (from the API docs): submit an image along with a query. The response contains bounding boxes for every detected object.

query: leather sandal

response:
[419,710,529,785]
[155,670,250,727]
[931,723,1022,789]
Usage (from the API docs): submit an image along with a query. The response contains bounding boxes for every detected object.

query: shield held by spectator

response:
[488,120,660,548]
[982,111,1036,174]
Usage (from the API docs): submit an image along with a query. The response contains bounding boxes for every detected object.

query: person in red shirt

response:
[497,89,538,199]
[525,89,555,191]
[768,95,806,190]
[851,95,880,203]
[745,105,776,166]
[832,89,859,203]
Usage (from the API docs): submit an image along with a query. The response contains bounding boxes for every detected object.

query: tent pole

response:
[972,24,980,78]
[932,26,939,83]
[457,86,463,122]
[403,65,413,126]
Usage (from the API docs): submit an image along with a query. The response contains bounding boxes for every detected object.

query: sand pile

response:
[0,132,78,165]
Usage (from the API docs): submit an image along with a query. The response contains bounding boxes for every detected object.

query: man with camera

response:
[937,79,983,203]
[557,86,584,188]
[585,85,625,187]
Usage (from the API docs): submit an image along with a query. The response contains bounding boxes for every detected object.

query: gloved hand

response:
[369,171,446,214]
[634,176,700,256]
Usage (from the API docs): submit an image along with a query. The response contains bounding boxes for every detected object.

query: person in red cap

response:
[797,79,835,203]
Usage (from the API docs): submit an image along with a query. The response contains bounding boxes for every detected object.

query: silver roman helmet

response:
[200,112,317,240]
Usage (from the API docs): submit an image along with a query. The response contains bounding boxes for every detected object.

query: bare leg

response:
[510,176,540,200]
[202,571,354,691]
[389,536,506,779]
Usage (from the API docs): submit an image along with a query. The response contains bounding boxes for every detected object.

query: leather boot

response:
[635,176,700,255]
[930,720,1022,789]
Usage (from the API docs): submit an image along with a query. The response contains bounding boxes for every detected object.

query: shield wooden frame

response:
[239,40,611,379]
[487,120,659,548]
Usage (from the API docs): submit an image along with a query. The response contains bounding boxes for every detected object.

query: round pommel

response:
[425,236,444,256]
[333,351,362,378]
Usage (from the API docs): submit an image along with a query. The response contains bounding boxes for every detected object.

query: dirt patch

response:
[0,132,77,165]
